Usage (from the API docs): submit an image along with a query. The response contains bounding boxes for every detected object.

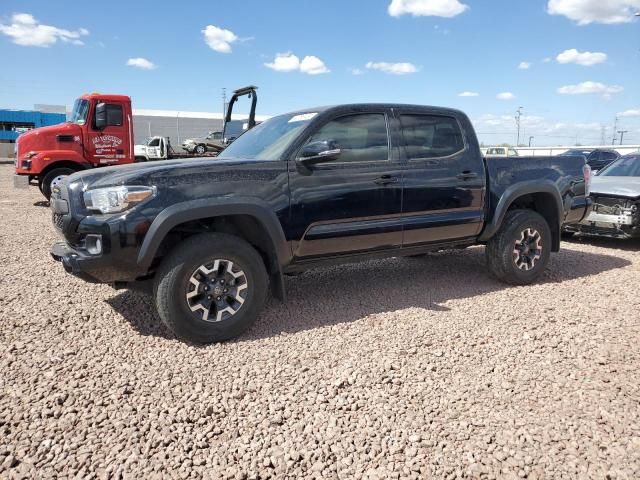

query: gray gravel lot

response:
[1,163,639,479]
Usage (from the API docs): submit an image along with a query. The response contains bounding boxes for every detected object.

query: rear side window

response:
[601,151,618,161]
[400,114,464,159]
[305,113,389,163]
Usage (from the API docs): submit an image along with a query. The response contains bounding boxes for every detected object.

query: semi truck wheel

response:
[41,168,75,200]
[195,144,207,155]
[485,209,551,285]
[153,233,268,343]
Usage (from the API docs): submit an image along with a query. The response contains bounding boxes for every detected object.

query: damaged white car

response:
[566,153,640,239]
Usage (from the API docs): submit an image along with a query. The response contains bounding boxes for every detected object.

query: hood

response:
[590,176,640,199]
[17,122,83,157]
[68,156,267,189]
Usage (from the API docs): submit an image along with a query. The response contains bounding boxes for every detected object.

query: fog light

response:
[85,234,103,255]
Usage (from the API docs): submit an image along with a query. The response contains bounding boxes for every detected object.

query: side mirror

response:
[297,140,341,167]
[94,103,107,130]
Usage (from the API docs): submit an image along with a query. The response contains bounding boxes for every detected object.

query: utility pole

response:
[515,107,523,146]
[528,136,534,147]
[618,130,628,145]
[222,88,227,128]
[600,125,606,145]
[612,116,619,145]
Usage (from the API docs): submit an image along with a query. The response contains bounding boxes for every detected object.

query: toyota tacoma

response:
[49,104,592,343]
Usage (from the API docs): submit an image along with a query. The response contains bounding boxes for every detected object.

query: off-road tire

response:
[41,168,75,200]
[485,209,551,285]
[153,233,268,343]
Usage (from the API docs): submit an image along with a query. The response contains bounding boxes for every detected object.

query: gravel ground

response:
[1,164,639,479]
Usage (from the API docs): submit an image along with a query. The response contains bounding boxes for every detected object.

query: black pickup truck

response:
[50,104,592,343]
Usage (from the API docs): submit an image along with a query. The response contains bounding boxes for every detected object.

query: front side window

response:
[105,104,123,126]
[70,99,89,125]
[508,148,518,156]
[148,138,160,147]
[304,113,389,163]
[400,114,464,159]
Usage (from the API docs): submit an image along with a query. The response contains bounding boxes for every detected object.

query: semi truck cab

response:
[14,93,134,199]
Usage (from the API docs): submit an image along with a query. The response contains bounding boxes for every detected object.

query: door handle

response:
[374,175,399,186]
[457,171,478,180]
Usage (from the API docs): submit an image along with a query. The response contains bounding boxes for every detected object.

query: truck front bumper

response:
[51,241,106,283]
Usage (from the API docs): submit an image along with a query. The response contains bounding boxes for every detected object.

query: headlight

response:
[83,186,156,214]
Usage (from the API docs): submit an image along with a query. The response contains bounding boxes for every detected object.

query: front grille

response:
[52,213,64,230]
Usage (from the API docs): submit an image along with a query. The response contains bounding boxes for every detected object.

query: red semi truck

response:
[14,86,259,199]
[14,93,135,199]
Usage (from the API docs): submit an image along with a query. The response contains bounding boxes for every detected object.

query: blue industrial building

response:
[0,109,66,143]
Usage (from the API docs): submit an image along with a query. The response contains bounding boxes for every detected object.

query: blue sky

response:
[1,0,639,146]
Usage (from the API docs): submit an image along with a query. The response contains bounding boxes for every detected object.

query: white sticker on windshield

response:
[288,112,317,123]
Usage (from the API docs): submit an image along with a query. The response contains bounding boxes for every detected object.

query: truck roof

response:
[79,93,131,102]
[286,103,467,117]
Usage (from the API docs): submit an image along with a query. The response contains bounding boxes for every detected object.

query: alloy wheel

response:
[185,259,248,322]
[513,228,542,271]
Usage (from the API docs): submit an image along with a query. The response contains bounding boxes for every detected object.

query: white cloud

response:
[0,13,88,47]
[458,91,479,97]
[299,55,330,75]
[518,62,531,70]
[388,0,469,17]
[265,52,330,75]
[202,25,238,53]
[557,81,623,95]
[556,48,607,66]
[265,52,300,72]
[349,67,365,75]
[365,61,419,75]
[547,0,640,25]
[619,109,640,117]
[497,92,516,100]
[126,57,156,70]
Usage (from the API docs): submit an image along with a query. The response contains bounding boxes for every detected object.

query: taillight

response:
[582,164,591,196]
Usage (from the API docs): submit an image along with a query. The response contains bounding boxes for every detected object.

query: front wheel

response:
[485,209,551,285]
[194,144,206,155]
[153,233,269,343]
[41,168,75,200]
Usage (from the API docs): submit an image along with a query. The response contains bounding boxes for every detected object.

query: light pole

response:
[528,136,534,147]
[618,130,628,145]
[515,107,523,146]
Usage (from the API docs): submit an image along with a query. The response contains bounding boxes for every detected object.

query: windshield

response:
[69,99,90,125]
[218,112,317,160]
[597,155,640,177]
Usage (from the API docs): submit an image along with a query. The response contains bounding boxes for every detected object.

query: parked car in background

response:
[559,148,620,172]
[135,136,218,162]
[485,146,519,157]
[566,153,640,239]
[181,131,225,155]
[49,103,591,343]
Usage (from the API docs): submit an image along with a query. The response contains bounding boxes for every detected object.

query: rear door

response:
[86,101,128,166]
[287,109,403,260]
[396,110,486,246]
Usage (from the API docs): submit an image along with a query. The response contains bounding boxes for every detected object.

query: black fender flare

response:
[478,180,564,246]
[137,198,291,299]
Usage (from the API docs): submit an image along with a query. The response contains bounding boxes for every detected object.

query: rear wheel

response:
[485,209,551,285]
[41,168,75,200]
[153,233,268,343]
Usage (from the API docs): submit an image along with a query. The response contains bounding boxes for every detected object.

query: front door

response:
[288,110,403,261]
[87,101,128,166]
[396,110,486,246]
